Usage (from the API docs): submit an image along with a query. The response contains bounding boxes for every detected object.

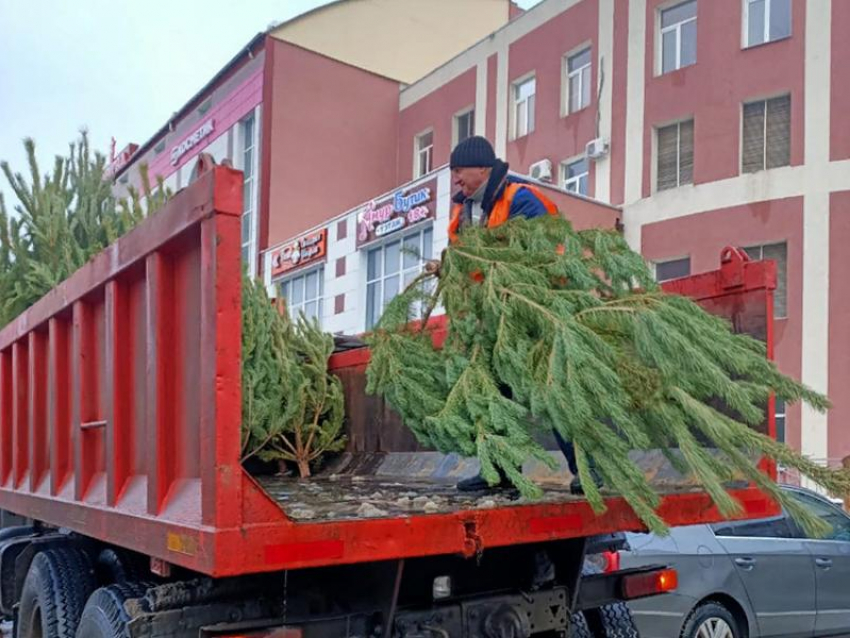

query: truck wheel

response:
[0,526,34,543]
[570,612,592,638]
[95,549,144,585]
[75,583,151,638]
[595,602,638,638]
[681,602,739,638]
[17,547,96,638]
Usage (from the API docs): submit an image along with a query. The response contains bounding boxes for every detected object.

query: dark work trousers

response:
[552,428,579,475]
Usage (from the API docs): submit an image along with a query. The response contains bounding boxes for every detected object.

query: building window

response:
[241,114,256,265]
[279,267,324,324]
[366,227,433,329]
[657,120,694,191]
[654,256,691,282]
[660,0,697,74]
[414,130,433,178]
[745,0,791,47]
[454,109,475,146]
[153,140,166,155]
[566,48,592,114]
[774,397,786,443]
[513,76,536,138]
[743,242,787,318]
[742,95,790,173]
[562,158,589,195]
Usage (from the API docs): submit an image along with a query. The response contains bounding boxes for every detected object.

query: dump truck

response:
[0,165,781,637]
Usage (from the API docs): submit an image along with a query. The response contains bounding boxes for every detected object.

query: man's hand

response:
[424,259,441,276]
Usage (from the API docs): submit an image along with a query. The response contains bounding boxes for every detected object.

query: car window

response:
[786,490,850,542]
[712,514,795,539]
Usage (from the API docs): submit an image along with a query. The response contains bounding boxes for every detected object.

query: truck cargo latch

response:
[463,521,483,559]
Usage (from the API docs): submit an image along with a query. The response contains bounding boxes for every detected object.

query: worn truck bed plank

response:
[257,450,749,523]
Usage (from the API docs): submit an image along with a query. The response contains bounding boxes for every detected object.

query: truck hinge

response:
[150,557,173,578]
[462,520,483,560]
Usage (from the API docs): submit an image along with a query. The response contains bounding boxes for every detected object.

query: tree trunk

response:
[297,458,311,478]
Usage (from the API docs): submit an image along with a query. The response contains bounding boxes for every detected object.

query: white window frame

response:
[512,75,536,139]
[743,0,791,48]
[564,46,592,115]
[365,226,434,330]
[658,0,697,75]
[653,256,691,283]
[278,266,325,325]
[561,156,589,196]
[452,107,475,147]
[240,113,258,269]
[414,129,434,179]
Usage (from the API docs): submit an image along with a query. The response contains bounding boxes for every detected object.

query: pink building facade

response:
[112,0,850,469]
[389,0,850,471]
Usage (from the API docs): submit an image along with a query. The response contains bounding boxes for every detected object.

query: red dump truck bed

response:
[0,167,779,579]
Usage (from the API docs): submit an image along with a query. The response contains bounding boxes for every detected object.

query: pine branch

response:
[367,216,847,536]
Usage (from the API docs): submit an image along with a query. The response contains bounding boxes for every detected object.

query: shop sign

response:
[356,179,436,248]
[271,229,327,277]
[171,119,215,166]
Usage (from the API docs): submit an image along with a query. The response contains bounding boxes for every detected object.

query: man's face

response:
[452,167,490,198]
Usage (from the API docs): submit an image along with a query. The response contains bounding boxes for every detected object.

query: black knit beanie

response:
[450,136,496,169]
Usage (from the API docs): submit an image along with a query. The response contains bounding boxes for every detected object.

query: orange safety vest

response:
[448,182,559,244]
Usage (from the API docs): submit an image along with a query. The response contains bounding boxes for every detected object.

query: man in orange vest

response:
[447,136,558,242]
[445,137,600,495]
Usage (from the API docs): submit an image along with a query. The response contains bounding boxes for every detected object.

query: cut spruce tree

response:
[241,274,346,477]
[0,132,169,326]
[366,215,850,536]
[1,133,346,478]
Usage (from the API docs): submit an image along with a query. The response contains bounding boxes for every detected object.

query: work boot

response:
[569,468,604,495]
[457,468,509,491]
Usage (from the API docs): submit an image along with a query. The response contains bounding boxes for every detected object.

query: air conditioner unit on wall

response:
[529,158,553,182]
[586,138,610,160]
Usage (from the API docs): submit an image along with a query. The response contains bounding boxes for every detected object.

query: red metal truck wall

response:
[641,0,806,198]
[397,68,477,184]
[0,168,244,570]
[641,198,803,450]
[829,191,850,458]
[262,39,401,251]
[506,0,599,189]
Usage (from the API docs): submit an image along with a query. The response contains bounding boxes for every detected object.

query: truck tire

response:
[0,526,34,543]
[75,583,151,638]
[594,602,639,638]
[570,611,592,638]
[95,549,144,585]
[17,547,96,638]
[579,562,639,638]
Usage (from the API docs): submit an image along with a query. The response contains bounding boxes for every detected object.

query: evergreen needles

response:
[366,216,850,536]
[0,132,170,326]
[241,275,346,477]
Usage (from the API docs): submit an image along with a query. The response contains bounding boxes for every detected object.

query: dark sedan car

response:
[620,485,850,638]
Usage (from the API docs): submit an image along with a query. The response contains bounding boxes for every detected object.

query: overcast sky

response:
[0,0,538,210]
